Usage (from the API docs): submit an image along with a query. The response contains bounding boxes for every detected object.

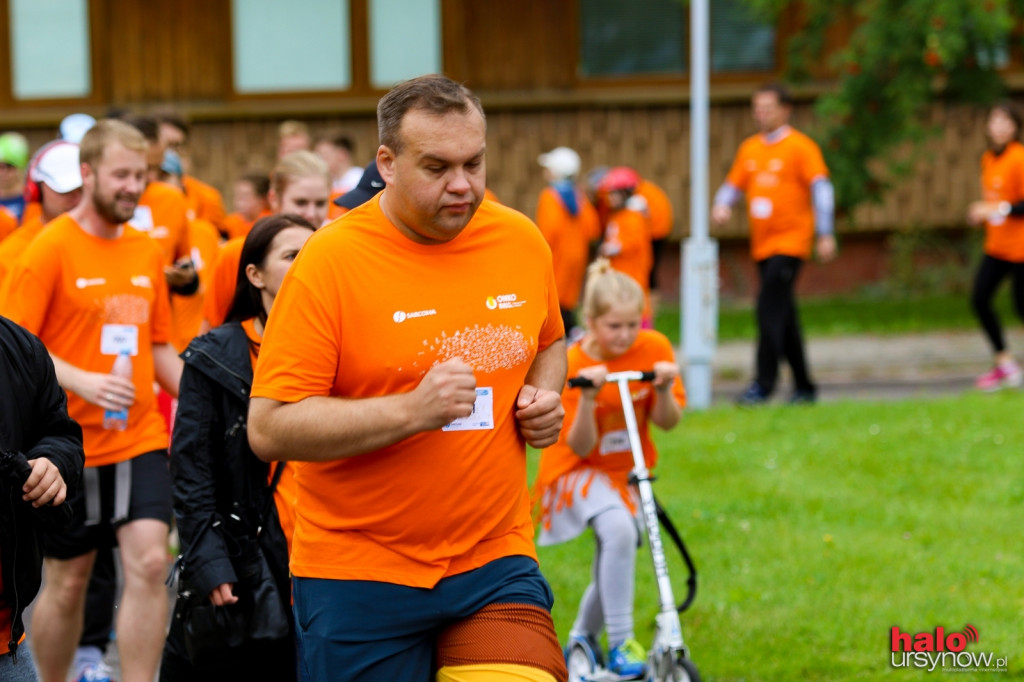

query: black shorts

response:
[42,449,172,560]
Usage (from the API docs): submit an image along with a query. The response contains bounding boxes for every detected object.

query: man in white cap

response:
[0,142,83,287]
[535,146,600,337]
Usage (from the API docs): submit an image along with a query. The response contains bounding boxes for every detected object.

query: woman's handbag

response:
[170,463,290,665]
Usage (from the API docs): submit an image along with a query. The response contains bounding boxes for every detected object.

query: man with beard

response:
[0,119,183,682]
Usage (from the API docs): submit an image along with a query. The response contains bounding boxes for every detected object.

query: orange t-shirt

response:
[182,175,227,236]
[637,179,674,240]
[170,219,223,351]
[204,236,244,329]
[602,205,653,298]
[536,185,601,310]
[980,141,1024,263]
[1,216,172,466]
[533,330,685,524]
[222,209,271,241]
[20,201,41,227]
[130,181,191,266]
[725,127,829,262]
[240,318,297,557]
[0,207,16,243]
[251,195,564,588]
[0,216,45,289]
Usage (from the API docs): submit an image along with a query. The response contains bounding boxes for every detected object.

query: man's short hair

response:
[315,132,354,153]
[124,114,160,143]
[153,108,191,140]
[377,74,484,155]
[755,82,793,107]
[239,171,271,199]
[79,120,148,169]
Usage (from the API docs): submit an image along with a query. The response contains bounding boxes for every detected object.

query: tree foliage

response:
[741,0,1024,214]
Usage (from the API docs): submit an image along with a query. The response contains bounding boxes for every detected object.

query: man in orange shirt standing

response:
[712,83,836,406]
[1,120,184,682]
[248,75,569,682]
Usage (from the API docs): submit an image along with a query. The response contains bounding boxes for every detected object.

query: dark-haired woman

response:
[160,214,315,681]
[967,102,1024,391]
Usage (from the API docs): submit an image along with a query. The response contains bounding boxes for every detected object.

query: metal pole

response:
[682,0,719,409]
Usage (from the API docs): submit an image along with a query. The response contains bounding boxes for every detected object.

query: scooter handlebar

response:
[568,370,656,388]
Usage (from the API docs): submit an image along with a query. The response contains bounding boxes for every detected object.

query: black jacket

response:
[0,316,84,658]
[169,322,289,608]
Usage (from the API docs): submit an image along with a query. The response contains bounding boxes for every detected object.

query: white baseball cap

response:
[31,143,82,194]
[538,146,581,180]
[59,113,96,144]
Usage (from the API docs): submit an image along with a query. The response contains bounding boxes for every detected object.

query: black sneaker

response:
[735,382,769,406]
[788,388,817,405]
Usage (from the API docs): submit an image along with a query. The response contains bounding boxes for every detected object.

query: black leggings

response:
[755,255,813,394]
[970,254,1024,353]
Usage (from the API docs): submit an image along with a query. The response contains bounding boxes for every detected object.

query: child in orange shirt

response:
[533,259,684,679]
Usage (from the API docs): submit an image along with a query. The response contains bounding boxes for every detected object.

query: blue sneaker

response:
[735,381,770,406]
[608,638,647,678]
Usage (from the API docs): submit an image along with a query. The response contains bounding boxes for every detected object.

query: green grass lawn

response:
[654,290,1018,345]
[530,391,1024,681]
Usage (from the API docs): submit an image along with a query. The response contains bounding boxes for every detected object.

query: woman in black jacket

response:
[0,315,84,680]
[160,215,315,681]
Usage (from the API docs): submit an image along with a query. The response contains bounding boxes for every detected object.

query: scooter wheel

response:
[649,653,701,682]
[565,640,599,681]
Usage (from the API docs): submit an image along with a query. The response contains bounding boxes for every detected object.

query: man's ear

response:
[376,146,396,184]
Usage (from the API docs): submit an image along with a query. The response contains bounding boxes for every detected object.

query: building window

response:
[369,0,441,88]
[711,0,775,72]
[579,0,686,77]
[232,0,351,93]
[9,0,91,99]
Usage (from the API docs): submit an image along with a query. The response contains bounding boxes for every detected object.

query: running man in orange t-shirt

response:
[712,83,837,406]
[0,120,184,682]
[536,146,601,337]
[248,75,569,682]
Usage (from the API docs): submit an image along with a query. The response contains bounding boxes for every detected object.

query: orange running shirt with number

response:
[1,215,171,466]
[980,140,1024,263]
[251,195,564,588]
[533,330,685,524]
[130,181,191,266]
[725,127,829,262]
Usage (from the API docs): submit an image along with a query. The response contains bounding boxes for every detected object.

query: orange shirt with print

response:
[0,215,44,289]
[251,196,564,588]
[533,330,684,525]
[725,127,829,262]
[602,205,653,300]
[980,141,1024,263]
[131,181,191,266]
[171,219,223,351]
[204,236,244,329]
[240,318,297,556]
[1,216,172,466]
[182,175,227,236]
[636,179,673,240]
[536,185,601,310]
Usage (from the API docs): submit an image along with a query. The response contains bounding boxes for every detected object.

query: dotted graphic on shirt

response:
[102,294,151,326]
[405,323,533,375]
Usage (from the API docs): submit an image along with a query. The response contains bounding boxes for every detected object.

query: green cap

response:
[0,133,29,169]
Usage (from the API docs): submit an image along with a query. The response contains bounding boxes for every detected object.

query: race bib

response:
[750,197,773,219]
[100,324,139,356]
[443,387,495,432]
[599,429,631,455]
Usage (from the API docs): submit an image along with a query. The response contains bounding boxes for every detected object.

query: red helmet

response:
[598,166,640,193]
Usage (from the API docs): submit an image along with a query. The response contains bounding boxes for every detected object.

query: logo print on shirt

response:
[76,277,106,289]
[486,293,526,310]
[399,324,534,375]
[130,276,153,288]
[393,309,437,323]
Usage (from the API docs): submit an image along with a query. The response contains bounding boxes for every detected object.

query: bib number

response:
[443,387,495,432]
[101,325,139,356]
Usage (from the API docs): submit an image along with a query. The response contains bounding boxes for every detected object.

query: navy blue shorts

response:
[292,555,566,681]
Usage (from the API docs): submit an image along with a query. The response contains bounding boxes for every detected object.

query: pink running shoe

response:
[976,360,1024,391]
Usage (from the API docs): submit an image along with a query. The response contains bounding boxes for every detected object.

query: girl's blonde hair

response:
[581,258,644,321]
[271,150,330,198]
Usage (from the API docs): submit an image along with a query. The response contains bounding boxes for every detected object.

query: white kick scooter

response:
[563,371,701,682]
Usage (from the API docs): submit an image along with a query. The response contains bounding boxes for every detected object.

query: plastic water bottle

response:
[102,350,132,431]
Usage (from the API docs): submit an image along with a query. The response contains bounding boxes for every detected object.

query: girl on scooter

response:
[534,259,685,679]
